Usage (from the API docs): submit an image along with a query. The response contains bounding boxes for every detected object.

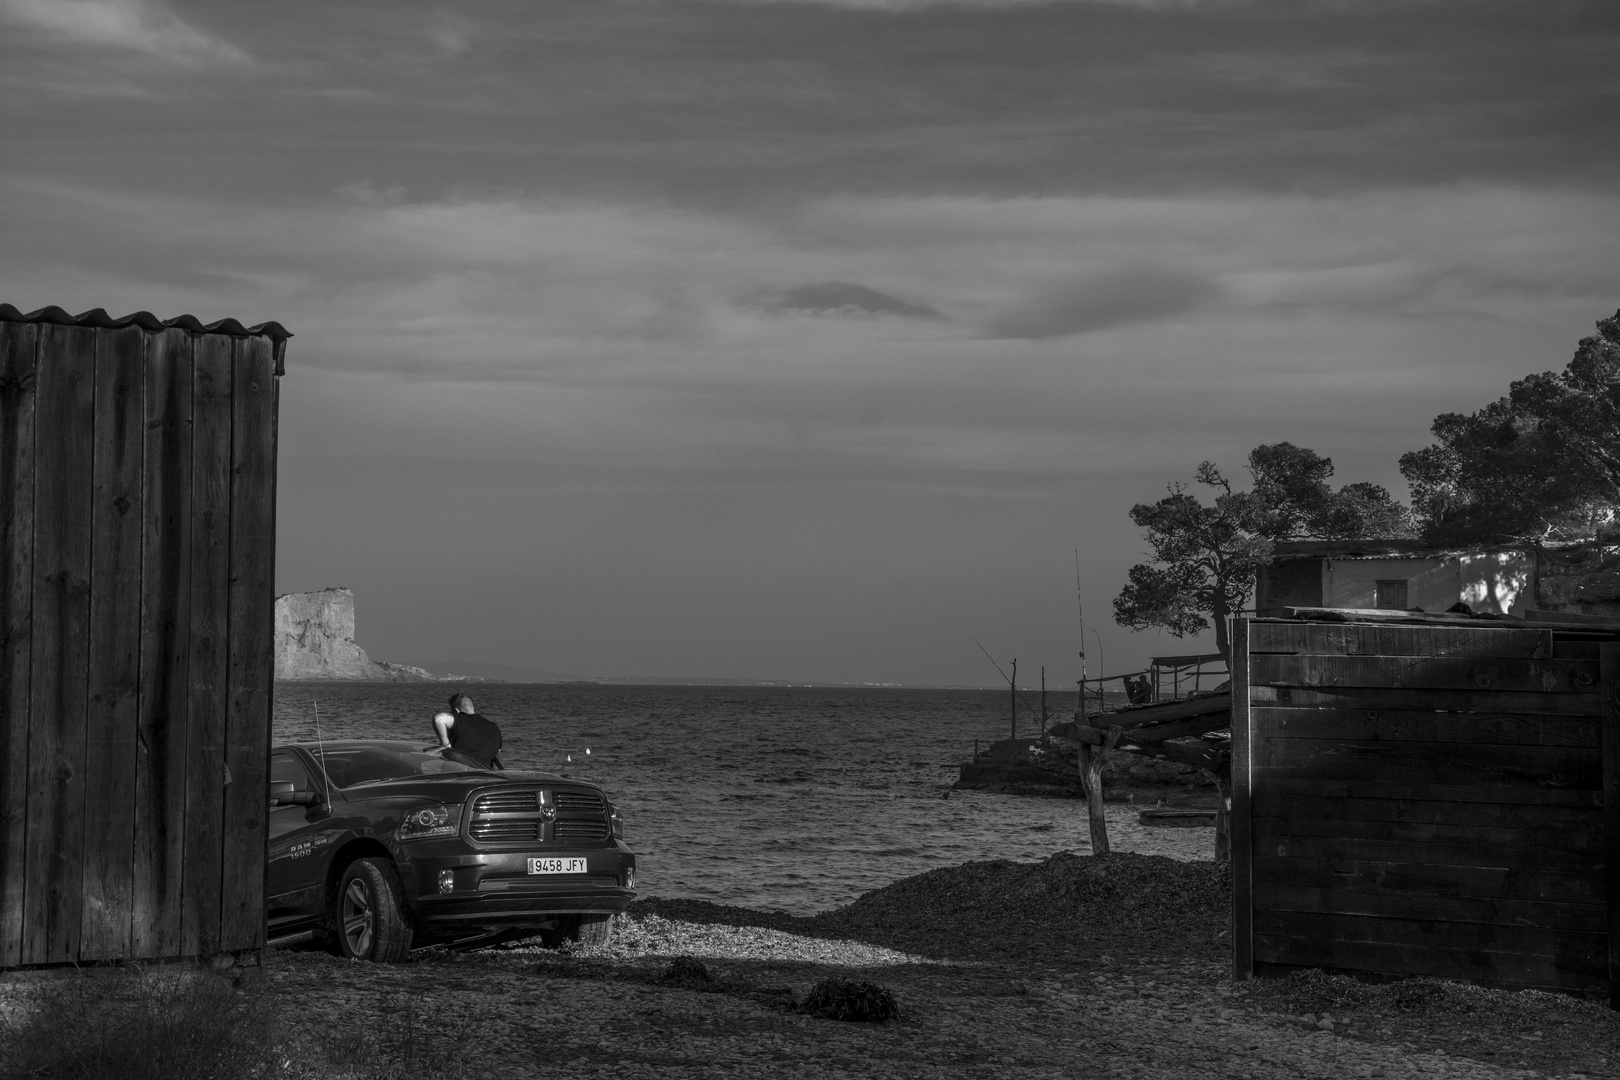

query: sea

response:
[273,683,1213,916]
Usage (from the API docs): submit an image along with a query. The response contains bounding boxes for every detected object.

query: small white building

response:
[1254,539,1537,616]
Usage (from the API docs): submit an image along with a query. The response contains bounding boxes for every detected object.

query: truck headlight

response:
[609,805,624,839]
[398,803,460,841]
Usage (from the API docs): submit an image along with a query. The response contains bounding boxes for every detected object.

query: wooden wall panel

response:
[1,314,282,971]
[1251,654,1596,694]
[23,324,96,965]
[132,328,192,957]
[181,334,232,958]
[1249,623,1553,659]
[79,326,146,960]
[0,321,37,968]
[220,336,275,951]
[1250,708,1600,748]
[1250,736,1600,791]
[1238,618,1619,1003]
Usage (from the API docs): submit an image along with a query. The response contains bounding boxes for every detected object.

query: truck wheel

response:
[540,914,614,949]
[333,857,413,962]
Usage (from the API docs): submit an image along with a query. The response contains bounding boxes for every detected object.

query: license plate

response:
[527,857,587,875]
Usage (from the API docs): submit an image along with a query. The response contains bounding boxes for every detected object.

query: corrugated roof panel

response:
[0,303,290,375]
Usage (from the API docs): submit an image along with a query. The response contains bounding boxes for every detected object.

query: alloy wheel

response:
[342,876,375,956]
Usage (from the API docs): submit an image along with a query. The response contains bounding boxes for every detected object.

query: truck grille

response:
[470,819,540,842]
[466,786,609,845]
[475,791,539,815]
[554,791,604,813]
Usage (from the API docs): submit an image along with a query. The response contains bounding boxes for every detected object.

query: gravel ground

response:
[257,853,1619,1080]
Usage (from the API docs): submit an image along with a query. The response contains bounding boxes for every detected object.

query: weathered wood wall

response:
[0,305,287,970]
[1231,617,1618,1004]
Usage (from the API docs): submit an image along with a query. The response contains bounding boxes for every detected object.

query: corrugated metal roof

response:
[0,303,291,342]
[0,303,290,376]
[1269,538,1528,562]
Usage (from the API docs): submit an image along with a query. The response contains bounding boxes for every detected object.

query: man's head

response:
[448,692,475,714]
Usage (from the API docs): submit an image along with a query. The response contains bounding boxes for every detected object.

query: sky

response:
[2,0,1617,686]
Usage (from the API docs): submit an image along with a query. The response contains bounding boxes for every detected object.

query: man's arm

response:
[433,711,455,748]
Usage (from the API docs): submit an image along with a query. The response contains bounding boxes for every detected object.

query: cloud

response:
[0,0,249,65]
[983,268,1216,339]
[753,282,944,319]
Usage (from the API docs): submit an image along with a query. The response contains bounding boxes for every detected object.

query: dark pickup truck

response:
[268,739,636,961]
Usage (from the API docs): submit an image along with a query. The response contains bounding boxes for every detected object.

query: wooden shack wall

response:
[1231,618,1616,1002]
[0,320,280,969]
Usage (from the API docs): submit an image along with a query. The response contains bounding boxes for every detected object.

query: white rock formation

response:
[274,588,435,681]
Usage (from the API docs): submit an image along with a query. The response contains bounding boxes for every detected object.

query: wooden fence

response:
[1231,616,1618,1004]
[0,305,288,970]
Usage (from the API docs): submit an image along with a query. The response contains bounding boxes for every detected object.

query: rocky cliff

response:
[274,588,435,681]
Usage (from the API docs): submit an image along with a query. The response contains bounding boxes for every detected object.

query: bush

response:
[800,978,899,1023]
[660,955,717,989]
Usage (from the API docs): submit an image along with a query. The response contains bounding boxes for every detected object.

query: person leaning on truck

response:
[433,692,504,768]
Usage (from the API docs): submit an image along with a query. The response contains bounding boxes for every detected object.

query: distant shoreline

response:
[273,677,1015,691]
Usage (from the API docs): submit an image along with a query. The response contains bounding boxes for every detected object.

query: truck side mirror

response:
[270,780,321,807]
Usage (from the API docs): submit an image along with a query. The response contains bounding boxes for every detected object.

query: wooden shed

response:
[0,304,288,972]
[1230,612,1619,1005]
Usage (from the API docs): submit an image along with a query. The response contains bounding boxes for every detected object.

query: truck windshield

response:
[316,745,488,788]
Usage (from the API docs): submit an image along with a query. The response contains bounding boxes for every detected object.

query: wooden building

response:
[1230,612,1619,1005]
[0,304,288,971]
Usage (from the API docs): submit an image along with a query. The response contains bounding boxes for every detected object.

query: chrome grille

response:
[554,821,610,843]
[470,819,540,842]
[554,791,604,813]
[475,791,539,815]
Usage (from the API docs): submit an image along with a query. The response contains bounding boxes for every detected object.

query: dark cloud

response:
[754,281,943,319]
[984,269,1215,339]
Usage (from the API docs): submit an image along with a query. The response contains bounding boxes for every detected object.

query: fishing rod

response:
[971,637,1045,718]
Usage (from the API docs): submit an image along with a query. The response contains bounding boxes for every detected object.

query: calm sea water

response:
[273,683,1210,916]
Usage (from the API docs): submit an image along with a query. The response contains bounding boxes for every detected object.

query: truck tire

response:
[333,857,413,962]
[540,914,614,949]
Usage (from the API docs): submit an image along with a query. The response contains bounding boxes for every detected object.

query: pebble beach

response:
[258,852,1619,1080]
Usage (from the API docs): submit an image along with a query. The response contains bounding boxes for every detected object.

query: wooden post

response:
[1209,760,1232,864]
[1040,666,1047,737]
[1601,643,1620,1010]
[1009,658,1017,741]
[1229,618,1253,980]
[1080,725,1122,855]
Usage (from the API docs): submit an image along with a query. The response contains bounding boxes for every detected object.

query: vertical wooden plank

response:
[0,321,38,968]
[220,336,275,951]
[182,334,231,957]
[79,326,145,961]
[1230,617,1254,980]
[132,328,192,959]
[1601,643,1620,1010]
[23,324,96,965]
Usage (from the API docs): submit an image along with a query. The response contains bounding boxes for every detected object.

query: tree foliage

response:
[1399,310,1620,545]
[1114,443,1414,659]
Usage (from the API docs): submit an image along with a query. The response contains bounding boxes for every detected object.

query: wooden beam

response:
[80,325,145,961]
[1601,643,1620,1009]
[23,323,96,965]
[181,333,231,958]
[0,320,37,969]
[132,327,192,959]
[1230,617,1254,981]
